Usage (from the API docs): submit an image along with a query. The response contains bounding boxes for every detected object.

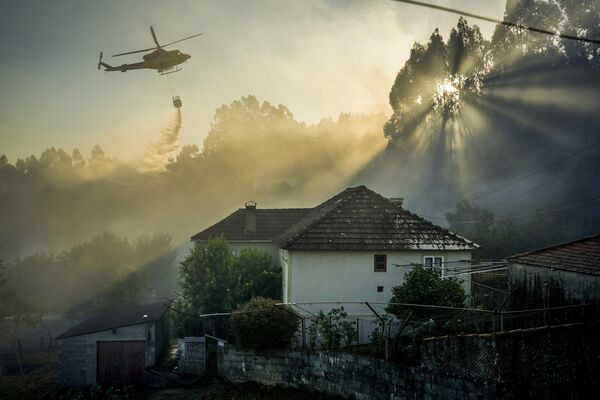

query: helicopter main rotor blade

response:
[150,26,160,47]
[112,47,157,57]
[162,33,204,48]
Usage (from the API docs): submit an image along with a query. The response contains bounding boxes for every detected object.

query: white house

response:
[192,185,478,315]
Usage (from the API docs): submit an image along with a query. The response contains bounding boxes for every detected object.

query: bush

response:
[230,297,299,351]
[386,265,466,321]
[308,307,356,351]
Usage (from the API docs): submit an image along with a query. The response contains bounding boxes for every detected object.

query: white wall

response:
[285,250,472,316]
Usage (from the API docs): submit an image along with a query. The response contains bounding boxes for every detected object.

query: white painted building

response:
[192,186,478,316]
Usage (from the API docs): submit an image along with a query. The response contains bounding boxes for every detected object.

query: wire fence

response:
[165,299,600,362]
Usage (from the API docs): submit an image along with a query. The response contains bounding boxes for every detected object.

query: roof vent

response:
[389,197,404,207]
[244,201,257,234]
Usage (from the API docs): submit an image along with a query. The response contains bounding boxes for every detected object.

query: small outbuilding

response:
[56,302,170,389]
[507,234,600,310]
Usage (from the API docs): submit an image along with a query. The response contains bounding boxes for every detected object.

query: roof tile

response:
[509,234,600,275]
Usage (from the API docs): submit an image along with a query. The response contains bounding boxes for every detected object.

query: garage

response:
[56,302,170,388]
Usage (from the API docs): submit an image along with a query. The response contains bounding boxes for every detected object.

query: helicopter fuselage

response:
[142,48,191,69]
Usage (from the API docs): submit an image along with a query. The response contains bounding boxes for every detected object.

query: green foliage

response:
[4,232,175,314]
[176,237,282,335]
[178,236,234,316]
[0,259,41,324]
[368,313,393,353]
[230,249,282,307]
[230,297,299,351]
[387,266,465,321]
[308,307,356,351]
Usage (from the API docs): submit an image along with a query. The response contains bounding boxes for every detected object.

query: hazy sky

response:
[0,0,505,162]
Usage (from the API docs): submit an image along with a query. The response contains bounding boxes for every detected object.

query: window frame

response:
[423,255,445,277]
[374,254,387,272]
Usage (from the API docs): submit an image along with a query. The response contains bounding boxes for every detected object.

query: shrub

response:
[230,297,299,351]
[387,265,466,321]
[308,307,356,351]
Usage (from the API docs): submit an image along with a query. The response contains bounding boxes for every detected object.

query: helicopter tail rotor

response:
[98,52,103,70]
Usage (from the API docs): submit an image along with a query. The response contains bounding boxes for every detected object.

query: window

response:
[374,254,387,272]
[424,256,444,276]
[377,286,384,293]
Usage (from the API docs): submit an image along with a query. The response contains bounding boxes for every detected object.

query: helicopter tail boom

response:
[98,52,126,72]
[98,52,117,71]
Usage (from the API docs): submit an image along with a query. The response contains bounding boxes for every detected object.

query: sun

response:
[438,79,458,96]
[434,77,462,117]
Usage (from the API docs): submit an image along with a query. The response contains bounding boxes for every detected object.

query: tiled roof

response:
[274,186,477,251]
[56,302,169,340]
[508,234,600,275]
[191,208,311,241]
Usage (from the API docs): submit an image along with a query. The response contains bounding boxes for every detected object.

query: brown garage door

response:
[97,341,145,388]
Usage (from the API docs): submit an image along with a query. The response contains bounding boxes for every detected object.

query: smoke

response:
[141,109,182,173]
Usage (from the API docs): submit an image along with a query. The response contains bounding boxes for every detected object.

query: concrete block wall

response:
[219,322,600,399]
[219,348,492,399]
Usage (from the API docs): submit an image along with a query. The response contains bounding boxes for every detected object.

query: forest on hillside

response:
[2,0,600,313]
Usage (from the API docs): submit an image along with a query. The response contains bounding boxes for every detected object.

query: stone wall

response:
[219,321,600,399]
[219,347,493,399]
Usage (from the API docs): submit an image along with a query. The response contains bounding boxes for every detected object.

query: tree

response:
[176,237,282,335]
[0,260,42,374]
[178,237,233,316]
[446,200,495,254]
[386,266,465,321]
[229,297,299,351]
[230,248,281,307]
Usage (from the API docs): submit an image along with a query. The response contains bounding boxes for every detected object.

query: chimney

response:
[244,201,257,234]
[389,197,404,207]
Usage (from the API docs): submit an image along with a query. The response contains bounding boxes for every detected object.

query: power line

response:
[425,194,600,223]
[460,138,600,207]
[424,137,600,220]
[494,152,600,212]
[391,0,600,45]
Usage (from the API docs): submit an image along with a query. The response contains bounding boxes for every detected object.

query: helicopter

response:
[98,26,202,75]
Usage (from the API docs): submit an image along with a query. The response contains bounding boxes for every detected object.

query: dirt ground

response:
[143,382,346,400]
[0,351,57,400]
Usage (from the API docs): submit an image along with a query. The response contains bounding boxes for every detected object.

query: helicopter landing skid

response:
[159,67,182,75]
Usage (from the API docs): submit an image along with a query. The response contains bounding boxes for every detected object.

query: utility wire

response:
[459,138,600,207]
[424,137,600,221]
[391,0,600,45]
[425,194,600,223]
[494,152,600,212]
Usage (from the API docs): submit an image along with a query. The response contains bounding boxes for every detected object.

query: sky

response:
[0,0,506,162]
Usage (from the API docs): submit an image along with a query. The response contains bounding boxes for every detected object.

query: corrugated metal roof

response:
[274,186,477,251]
[56,302,169,340]
[191,208,311,241]
[508,234,600,275]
